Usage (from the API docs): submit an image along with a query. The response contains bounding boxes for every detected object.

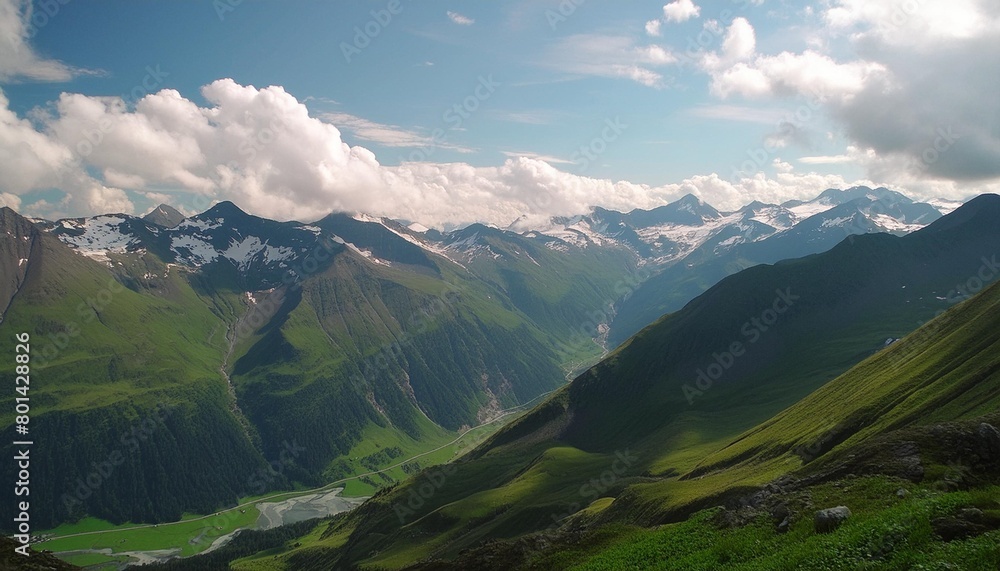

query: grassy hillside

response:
[229,251,566,484]
[0,202,639,538]
[241,196,1000,569]
[0,218,267,528]
[451,224,642,365]
[505,281,1000,570]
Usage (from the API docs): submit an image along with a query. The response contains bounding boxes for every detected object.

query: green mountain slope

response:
[228,251,566,483]
[260,195,1000,569]
[0,208,267,528]
[516,278,1000,571]
[0,200,639,535]
[445,223,642,365]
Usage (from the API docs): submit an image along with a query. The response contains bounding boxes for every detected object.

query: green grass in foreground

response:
[543,479,1000,571]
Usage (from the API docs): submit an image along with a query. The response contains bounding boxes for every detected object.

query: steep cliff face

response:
[0,207,42,323]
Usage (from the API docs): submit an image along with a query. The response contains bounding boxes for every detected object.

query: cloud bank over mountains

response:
[0,0,998,227]
[0,77,873,226]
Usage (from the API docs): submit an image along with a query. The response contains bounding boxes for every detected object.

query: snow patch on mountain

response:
[223,236,266,268]
[264,245,295,263]
[821,216,854,228]
[926,198,966,215]
[445,232,504,262]
[635,215,732,262]
[788,201,836,220]
[59,216,139,261]
[352,213,381,224]
[748,206,795,231]
[170,235,220,266]
[542,220,613,248]
[178,218,223,232]
[871,214,926,234]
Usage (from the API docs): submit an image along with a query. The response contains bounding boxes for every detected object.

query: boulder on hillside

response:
[814,506,852,534]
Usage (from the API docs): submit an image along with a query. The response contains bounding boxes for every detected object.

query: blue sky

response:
[0,0,997,226]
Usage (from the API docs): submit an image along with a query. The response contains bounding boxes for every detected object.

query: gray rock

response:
[896,488,909,498]
[957,507,984,522]
[932,518,979,541]
[892,441,925,481]
[814,506,852,534]
[978,423,1000,455]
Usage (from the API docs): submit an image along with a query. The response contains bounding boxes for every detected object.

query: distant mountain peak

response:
[739,200,772,212]
[143,204,185,228]
[197,200,250,221]
[677,192,703,204]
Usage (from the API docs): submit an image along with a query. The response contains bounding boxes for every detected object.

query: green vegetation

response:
[5,198,1000,569]
[38,507,260,557]
[234,197,1000,570]
[553,482,1000,570]
[0,202,638,537]
[33,382,534,564]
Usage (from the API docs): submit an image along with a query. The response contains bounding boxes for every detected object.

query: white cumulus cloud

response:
[691,0,1000,185]
[662,0,701,23]
[0,78,982,227]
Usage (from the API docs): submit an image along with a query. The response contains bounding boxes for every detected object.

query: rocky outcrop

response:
[814,506,852,534]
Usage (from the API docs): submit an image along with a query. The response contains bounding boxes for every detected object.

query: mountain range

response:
[0,187,986,568]
[189,194,1000,570]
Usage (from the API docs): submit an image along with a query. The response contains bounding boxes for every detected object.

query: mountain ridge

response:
[260,194,1000,569]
